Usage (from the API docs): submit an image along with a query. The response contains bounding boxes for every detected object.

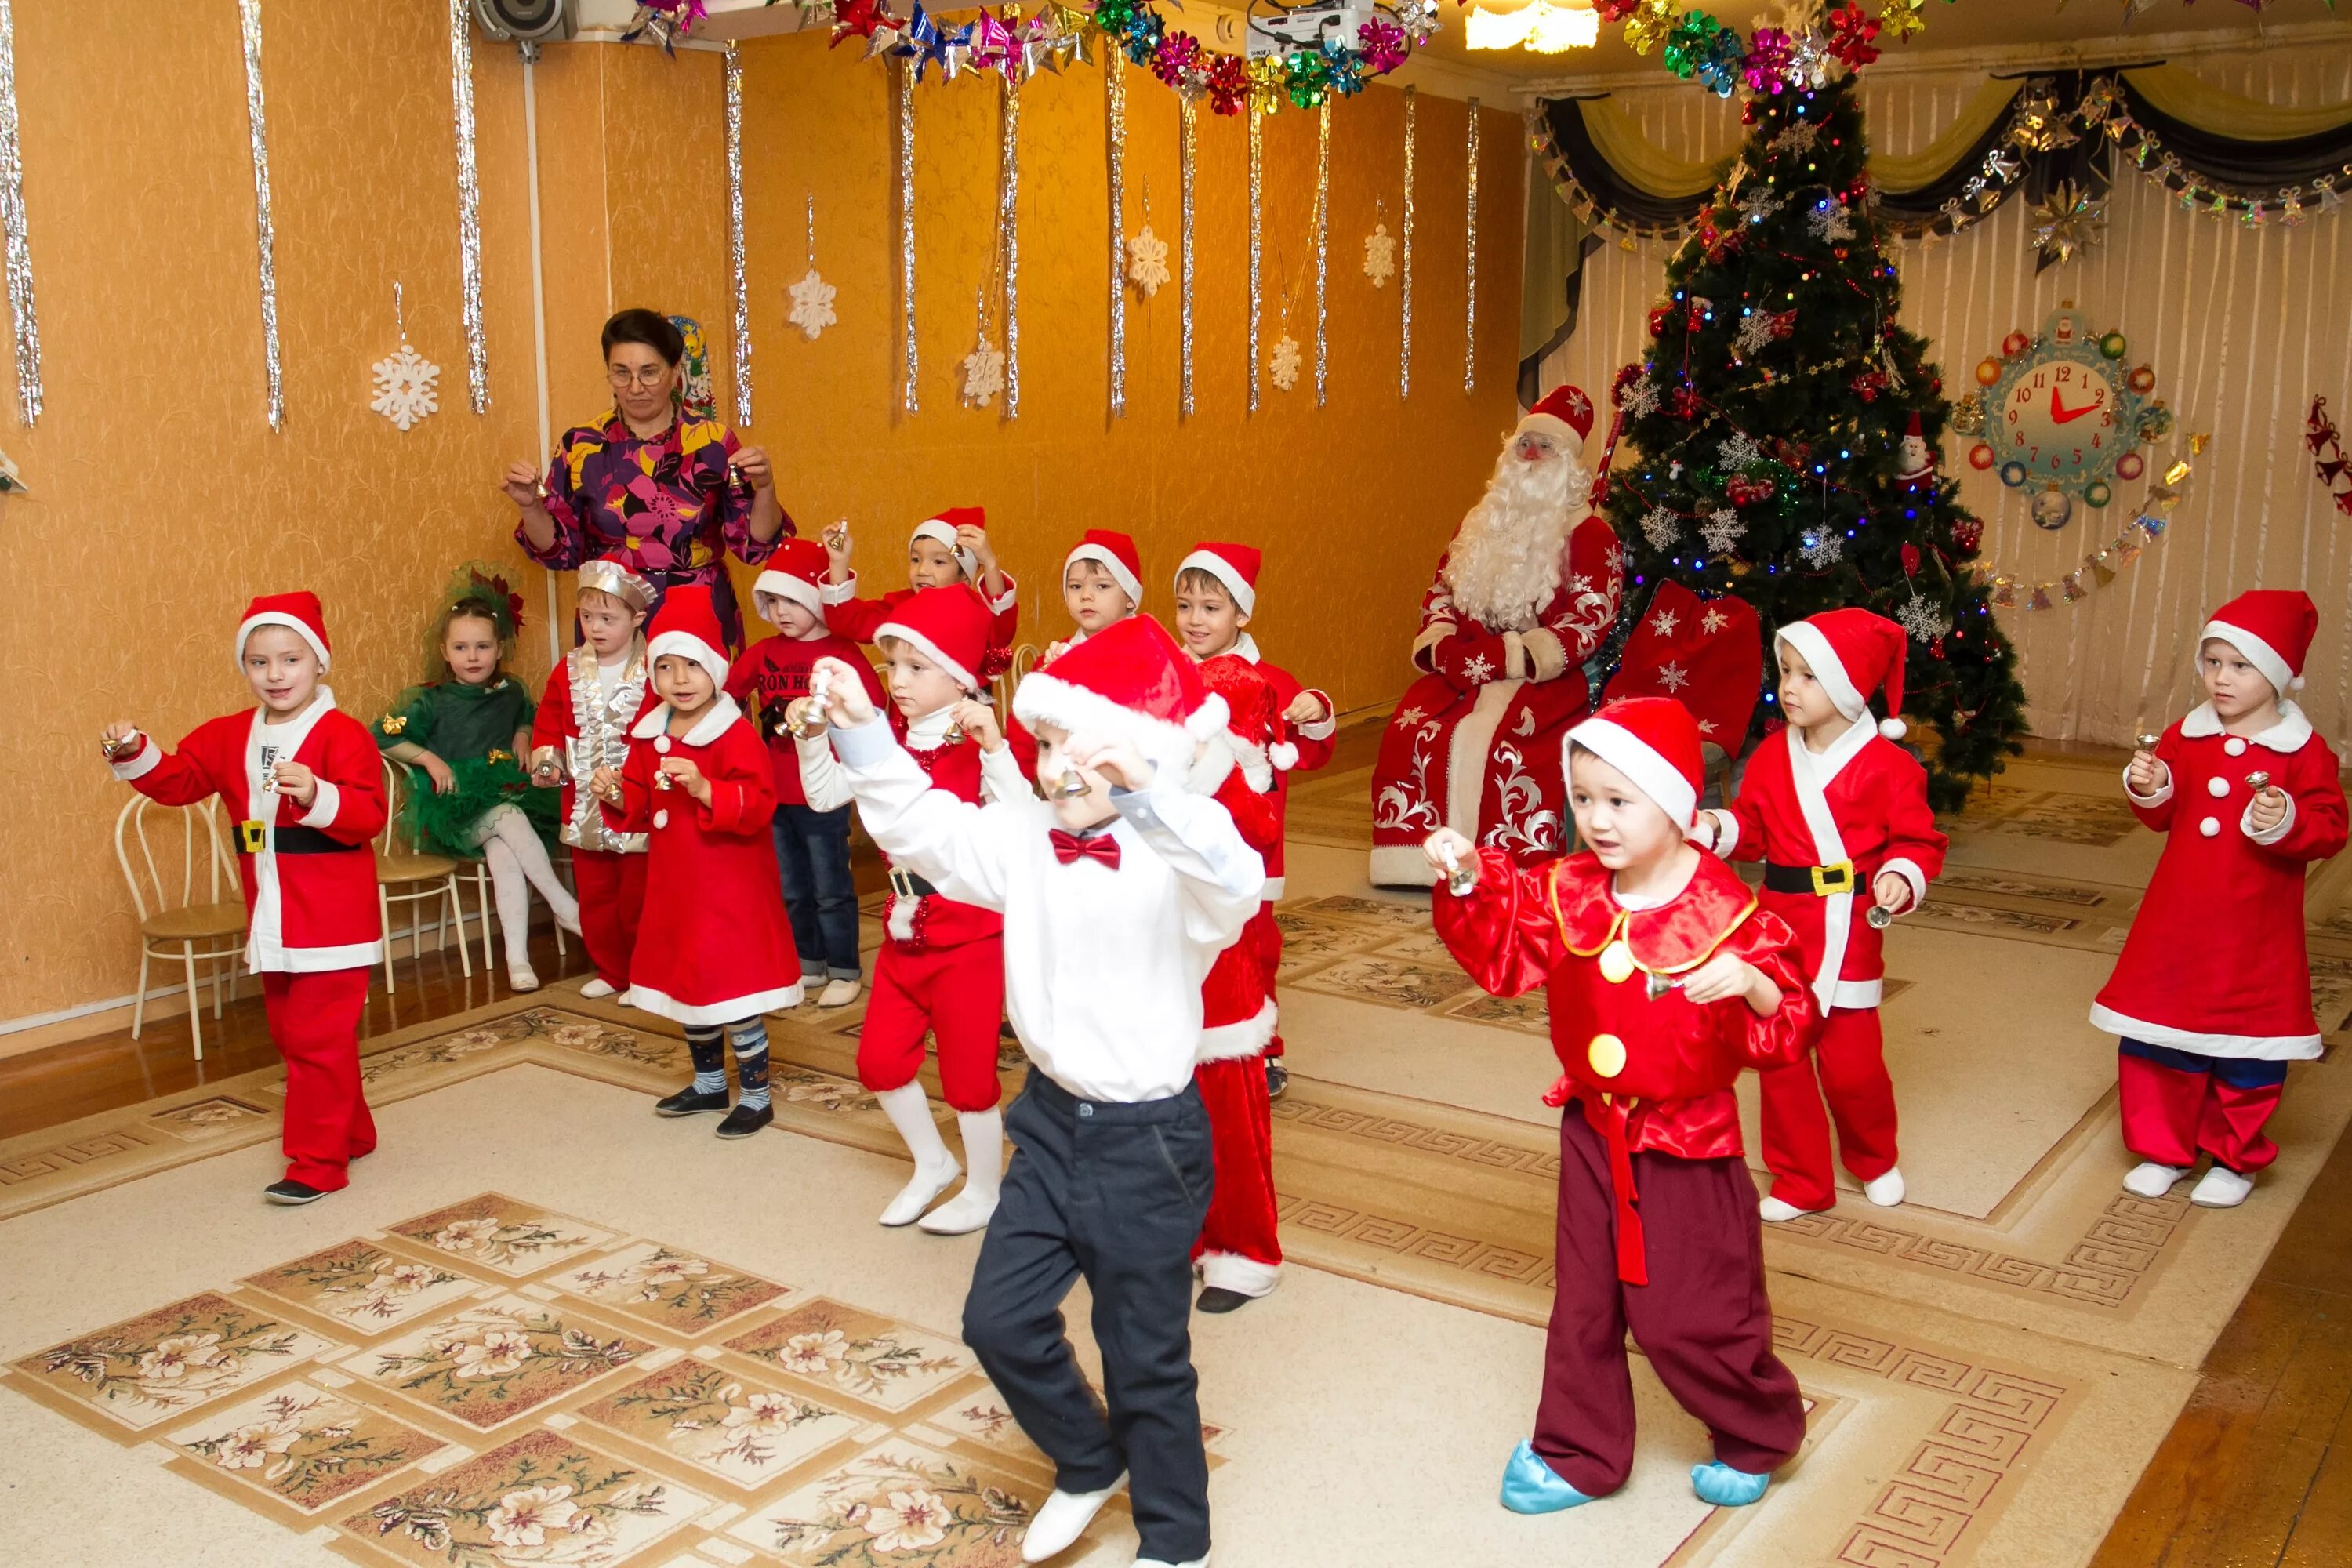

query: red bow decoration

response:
[469,569,528,634]
[830,0,889,42]
[1725,475,1776,506]
[1048,828,1122,869]
[1826,3,1880,71]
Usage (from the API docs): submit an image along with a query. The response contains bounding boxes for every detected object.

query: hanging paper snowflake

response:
[1738,187,1784,224]
[1698,508,1748,554]
[1639,504,1682,551]
[789,268,837,339]
[370,342,441,432]
[1363,223,1397,288]
[1717,431,1763,470]
[1807,200,1857,242]
[960,336,1007,408]
[1769,118,1821,155]
[1269,334,1303,392]
[1617,372,1661,420]
[1894,590,1955,643]
[1798,529,1845,568]
[1127,224,1171,298]
[1734,312,1778,358]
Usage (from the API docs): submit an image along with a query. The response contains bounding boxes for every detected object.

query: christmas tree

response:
[1599,71,2027,811]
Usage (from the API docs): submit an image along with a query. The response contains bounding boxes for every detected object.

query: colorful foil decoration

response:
[898,57,917,415]
[1180,93,1196,416]
[1247,104,1262,412]
[1400,84,1414,399]
[1463,96,1478,395]
[723,42,750,426]
[1314,100,1330,407]
[1357,16,1406,74]
[1106,49,1127,418]
[999,74,1022,419]
[0,0,38,425]
[238,0,283,430]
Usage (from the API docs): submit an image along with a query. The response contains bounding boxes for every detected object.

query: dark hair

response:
[601,308,684,367]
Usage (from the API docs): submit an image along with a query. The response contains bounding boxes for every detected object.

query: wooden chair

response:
[114,796,245,1061]
[994,642,1043,732]
[378,757,472,992]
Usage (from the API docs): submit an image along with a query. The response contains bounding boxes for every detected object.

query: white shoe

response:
[579,978,617,1000]
[2123,1161,2192,1199]
[917,1186,999,1235]
[919,1109,1004,1235]
[616,990,636,1008]
[880,1158,961,1228]
[1020,1474,1126,1563]
[1759,1196,1824,1224]
[2190,1165,2255,1208]
[818,976,864,1008]
[1862,1167,1905,1207]
[507,961,540,993]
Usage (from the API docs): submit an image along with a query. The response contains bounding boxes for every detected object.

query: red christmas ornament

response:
[1951,517,1984,554]
[2002,328,2031,358]
[1648,306,1672,337]
[1900,543,1921,578]
[1685,296,1714,332]
[1668,385,1702,419]
[1726,475,1776,506]
[1929,637,1947,661]
[1967,441,1995,470]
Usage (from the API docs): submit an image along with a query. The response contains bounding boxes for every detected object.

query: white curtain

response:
[1538,43,2352,752]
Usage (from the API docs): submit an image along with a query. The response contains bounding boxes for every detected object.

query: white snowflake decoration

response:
[1699,509,1748,554]
[1363,223,1397,288]
[1618,372,1661,421]
[1648,607,1681,638]
[1807,201,1856,243]
[1461,653,1496,682]
[1798,529,1845,568]
[1700,606,1731,634]
[1769,118,1820,155]
[788,268,837,339]
[1269,335,1302,392]
[1733,312,1777,358]
[1654,659,1691,693]
[1127,224,1171,298]
[1738,187,1784,223]
[1894,590,1955,643]
[369,342,439,432]
[960,336,1007,408]
[1718,432,1763,471]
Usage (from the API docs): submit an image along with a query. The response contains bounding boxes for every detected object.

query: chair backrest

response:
[114,795,235,924]
[380,755,426,856]
[995,641,1042,729]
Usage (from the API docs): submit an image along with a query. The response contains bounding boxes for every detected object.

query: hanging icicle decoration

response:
[1180,95,1196,418]
[998,74,1022,419]
[1314,100,1330,408]
[0,0,39,426]
[1248,107,1262,414]
[237,0,283,430]
[448,0,488,416]
[1463,96,1479,396]
[1105,50,1128,419]
[1399,85,1414,401]
[898,57,917,416]
[723,43,750,426]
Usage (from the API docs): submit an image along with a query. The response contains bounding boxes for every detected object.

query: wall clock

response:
[1954,303,2169,519]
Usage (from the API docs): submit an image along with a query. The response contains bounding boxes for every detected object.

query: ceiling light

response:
[1465,1,1598,53]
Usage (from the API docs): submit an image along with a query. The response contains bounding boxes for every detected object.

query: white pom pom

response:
[1878,717,1907,740]
[2293,674,2307,690]
[1269,740,1300,771]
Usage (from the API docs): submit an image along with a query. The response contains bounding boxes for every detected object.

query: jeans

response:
[771,803,861,980]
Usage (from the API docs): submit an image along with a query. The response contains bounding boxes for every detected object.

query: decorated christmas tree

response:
[1599,69,2027,811]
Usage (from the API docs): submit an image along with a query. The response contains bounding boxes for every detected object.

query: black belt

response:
[236,821,364,856]
[887,867,936,899]
[1762,859,1857,896]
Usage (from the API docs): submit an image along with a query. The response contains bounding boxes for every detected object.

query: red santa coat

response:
[1369,517,1623,884]
[822,572,1020,681]
[111,695,386,971]
[1230,633,1332,895]
[2091,702,2348,1058]
[1711,721,1947,1013]
[1200,760,1282,1062]
[602,695,803,1022]
[532,643,651,855]
[1436,848,1813,1283]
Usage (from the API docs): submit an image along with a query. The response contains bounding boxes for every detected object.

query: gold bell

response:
[1588,1033,1628,1079]
[1598,940,1636,985]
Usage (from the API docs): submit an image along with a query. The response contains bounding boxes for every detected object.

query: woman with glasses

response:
[502,308,792,651]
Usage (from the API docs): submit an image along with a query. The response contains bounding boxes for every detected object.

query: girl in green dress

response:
[376,568,579,990]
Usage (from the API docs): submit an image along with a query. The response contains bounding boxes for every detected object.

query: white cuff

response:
[1410,619,1454,667]
[1878,856,1927,912]
[986,572,1019,616]
[2244,792,2297,845]
[111,737,162,782]
[1522,628,1569,682]
[829,714,896,769]
[299,778,342,828]
[1294,693,1338,742]
[2122,762,2173,808]
[820,572,858,606]
[1692,808,1738,855]
[1501,630,1528,680]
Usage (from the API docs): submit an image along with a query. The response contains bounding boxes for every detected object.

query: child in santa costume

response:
[797,585,1027,1235]
[1428,697,1814,1512]
[2094,589,2347,1209]
[1004,530,1151,786]
[805,615,1263,1568]
[529,554,654,1004]
[822,504,1018,681]
[103,593,387,1205]
[1691,609,1947,1221]
[588,585,803,1140]
[726,537,887,1009]
[1173,542,1337,1101]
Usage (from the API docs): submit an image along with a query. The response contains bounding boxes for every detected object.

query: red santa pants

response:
[1250,905,1286,1060]
[2118,1040,2288,1174]
[1534,1107,1807,1497]
[260,967,376,1192]
[859,937,1007,1112]
[1759,1006,1900,1211]
[1191,1054,1281,1295]
[572,848,647,990]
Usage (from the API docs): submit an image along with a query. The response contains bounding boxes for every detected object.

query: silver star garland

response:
[998,74,1022,419]
[1399,85,1414,401]
[898,58,916,415]
[238,0,282,430]
[723,42,750,426]
[1314,100,1330,408]
[1248,106,1261,413]
[0,0,38,424]
[1463,96,1478,395]
[1180,95,1196,417]
[1106,51,1127,419]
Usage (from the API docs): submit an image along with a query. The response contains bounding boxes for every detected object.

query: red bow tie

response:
[1048,828,1121,869]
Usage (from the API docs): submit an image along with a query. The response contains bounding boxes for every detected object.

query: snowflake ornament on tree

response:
[1806,200,1856,242]
[788,269,837,339]
[1639,504,1682,551]
[370,341,440,432]
[1893,590,1955,643]
[1127,224,1171,298]
[1618,372,1661,421]
[1734,311,1779,358]
[1269,334,1303,392]
[1718,431,1764,470]
[1363,223,1397,287]
[1797,528,1845,568]
[1699,508,1748,554]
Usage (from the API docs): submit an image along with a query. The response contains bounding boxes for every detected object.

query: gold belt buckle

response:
[1811,860,1854,896]
[239,819,267,855]
[887,867,919,901]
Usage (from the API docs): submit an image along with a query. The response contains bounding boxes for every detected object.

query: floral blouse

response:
[517,409,789,650]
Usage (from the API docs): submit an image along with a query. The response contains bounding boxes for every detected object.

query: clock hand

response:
[2050,386,2101,424]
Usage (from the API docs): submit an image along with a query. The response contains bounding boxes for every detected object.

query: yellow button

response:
[1588,1033,1627,1079]
[1599,940,1635,985]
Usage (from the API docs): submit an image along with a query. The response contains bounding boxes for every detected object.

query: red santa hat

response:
[1515,383,1595,449]
[873,583,993,695]
[1566,697,1704,831]
[576,553,655,614]
[912,505,985,579]
[753,537,830,619]
[1175,541,1261,617]
[1775,608,1911,740]
[1014,614,1231,782]
[644,584,731,689]
[235,591,333,673]
[1199,652,1281,791]
[1065,529,1145,607]
[2201,589,2317,696]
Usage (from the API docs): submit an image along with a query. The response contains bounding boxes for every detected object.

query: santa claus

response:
[1369,384,1623,887]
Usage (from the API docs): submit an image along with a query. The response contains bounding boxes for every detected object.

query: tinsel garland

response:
[237,0,283,430]
[1000,74,1022,419]
[0,0,38,425]
[1400,85,1415,400]
[723,42,750,426]
[1464,96,1479,394]
[1314,100,1330,407]
[898,57,917,415]
[449,0,488,414]
[1180,94,1196,416]
[1106,50,1127,418]
[1248,107,1262,412]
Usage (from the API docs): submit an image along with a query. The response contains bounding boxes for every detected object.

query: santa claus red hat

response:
[1014,614,1231,781]
[235,591,333,673]
[644,584,731,689]
[2201,589,2317,696]
[753,537,830,619]
[577,553,655,614]
[1175,541,1261,616]
[1775,608,1911,740]
[1567,697,1705,830]
[874,583,993,695]
[912,505,985,579]
[1199,652,1281,791]
[1065,529,1145,607]
[1516,383,1595,449]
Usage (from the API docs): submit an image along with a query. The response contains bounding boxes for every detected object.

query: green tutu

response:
[404,753,561,859]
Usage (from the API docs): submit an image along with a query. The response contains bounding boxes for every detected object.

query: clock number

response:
[2007,407,2020,425]
[2091,433,2103,449]
[2055,364,2072,383]
[2027,445,2040,462]
[2072,448,2084,464]
[2032,371,2046,390]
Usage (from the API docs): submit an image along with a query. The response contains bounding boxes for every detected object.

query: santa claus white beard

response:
[1443,448,1590,631]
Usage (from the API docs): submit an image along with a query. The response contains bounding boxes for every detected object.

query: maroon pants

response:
[859,937,1007,1112]
[572,848,647,991]
[260,967,376,1191]
[1192,1054,1281,1294]
[1534,1107,1807,1497]
[1759,1007,1900,1210]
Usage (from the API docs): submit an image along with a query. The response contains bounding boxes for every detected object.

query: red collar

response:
[1546,851,1757,976]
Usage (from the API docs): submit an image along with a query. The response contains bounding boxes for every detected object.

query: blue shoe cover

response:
[1500,1439,1595,1514]
[1691,1460,1771,1506]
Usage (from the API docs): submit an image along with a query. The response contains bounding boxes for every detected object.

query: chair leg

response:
[212,949,226,1019]
[182,944,205,1062]
[380,888,397,993]
[132,949,151,1040]
[410,895,423,972]
[451,880,473,978]
[478,873,495,978]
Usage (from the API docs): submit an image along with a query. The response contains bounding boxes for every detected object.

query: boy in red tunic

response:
[1429,697,1814,1512]
[588,586,802,1140]
[1691,609,1947,1221]
[530,555,654,1003]
[1172,542,1337,1100]
[820,505,1018,680]
[796,585,1025,1235]
[2094,590,2347,1208]
[103,593,387,1205]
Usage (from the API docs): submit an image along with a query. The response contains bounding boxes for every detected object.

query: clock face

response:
[1998,360,2118,481]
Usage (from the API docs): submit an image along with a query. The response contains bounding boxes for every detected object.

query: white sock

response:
[875,1084,959,1225]
[483,838,535,970]
[486,808,580,931]
[919,1109,1005,1233]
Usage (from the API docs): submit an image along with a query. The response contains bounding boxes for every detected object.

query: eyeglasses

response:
[606,365,671,389]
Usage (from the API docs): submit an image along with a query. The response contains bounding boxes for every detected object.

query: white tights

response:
[477,807,579,967]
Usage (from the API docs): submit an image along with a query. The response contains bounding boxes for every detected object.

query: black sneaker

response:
[715,1102,774,1139]
[1265,1061,1289,1101]
[655,1085,732,1118]
[1196,1286,1254,1314]
[263,1178,327,1206]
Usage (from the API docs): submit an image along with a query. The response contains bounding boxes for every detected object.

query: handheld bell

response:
[1644,971,1681,1001]
[1049,766,1094,800]
[652,767,675,792]
[788,670,834,742]
[1865,904,1895,930]
[2135,731,2161,752]
[2246,770,2273,793]
[1439,843,1475,897]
